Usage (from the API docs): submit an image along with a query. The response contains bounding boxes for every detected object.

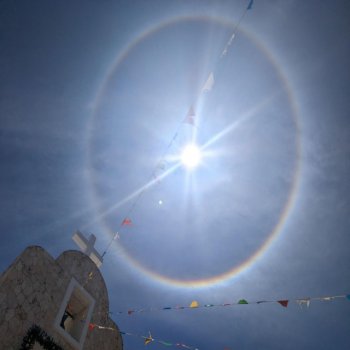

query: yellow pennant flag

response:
[144,331,153,345]
[144,337,152,345]
[190,300,199,308]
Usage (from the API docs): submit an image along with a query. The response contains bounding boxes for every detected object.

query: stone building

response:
[0,245,123,350]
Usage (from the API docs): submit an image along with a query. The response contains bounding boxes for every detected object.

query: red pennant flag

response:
[88,323,96,331]
[184,106,195,125]
[153,174,161,184]
[127,310,134,315]
[277,300,289,308]
[122,218,132,226]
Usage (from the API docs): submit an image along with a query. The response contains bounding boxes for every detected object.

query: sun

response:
[181,144,202,169]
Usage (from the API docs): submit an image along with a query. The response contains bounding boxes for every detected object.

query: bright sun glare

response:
[181,144,202,169]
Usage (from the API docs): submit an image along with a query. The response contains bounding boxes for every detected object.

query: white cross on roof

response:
[72,230,103,268]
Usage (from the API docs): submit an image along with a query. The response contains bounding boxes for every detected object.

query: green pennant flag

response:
[238,299,248,304]
[159,341,173,346]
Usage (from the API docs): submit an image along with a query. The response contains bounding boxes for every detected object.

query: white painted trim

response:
[53,278,95,350]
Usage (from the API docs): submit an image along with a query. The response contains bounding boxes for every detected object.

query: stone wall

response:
[0,246,123,350]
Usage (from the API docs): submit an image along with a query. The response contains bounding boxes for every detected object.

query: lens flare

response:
[181,144,201,169]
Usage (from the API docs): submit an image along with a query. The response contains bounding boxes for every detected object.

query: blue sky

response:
[1,1,350,349]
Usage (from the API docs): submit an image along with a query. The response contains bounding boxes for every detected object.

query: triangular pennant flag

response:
[144,331,153,345]
[202,72,214,92]
[322,296,335,301]
[296,298,310,308]
[190,300,199,308]
[159,341,173,346]
[157,160,167,170]
[144,338,152,345]
[153,174,161,184]
[247,0,254,10]
[221,34,235,57]
[88,323,96,331]
[144,338,153,345]
[122,218,132,226]
[277,300,289,308]
[238,299,248,304]
[184,106,196,125]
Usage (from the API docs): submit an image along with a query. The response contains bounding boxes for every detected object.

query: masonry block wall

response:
[0,246,123,350]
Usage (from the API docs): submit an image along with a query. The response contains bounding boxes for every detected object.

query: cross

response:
[72,230,103,268]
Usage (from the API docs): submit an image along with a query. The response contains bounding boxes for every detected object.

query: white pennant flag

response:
[221,33,235,57]
[296,298,311,308]
[321,296,335,301]
[202,72,214,92]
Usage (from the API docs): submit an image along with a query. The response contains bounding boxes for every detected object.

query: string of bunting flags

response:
[100,0,255,258]
[88,292,349,348]
[114,293,350,316]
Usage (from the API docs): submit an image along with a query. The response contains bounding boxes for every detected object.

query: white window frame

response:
[54,278,95,350]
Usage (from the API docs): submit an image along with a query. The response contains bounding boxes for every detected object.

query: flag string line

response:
[113,293,350,316]
[99,0,255,259]
[220,0,252,58]
[88,324,199,349]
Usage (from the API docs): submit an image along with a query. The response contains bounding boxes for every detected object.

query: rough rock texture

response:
[0,246,123,350]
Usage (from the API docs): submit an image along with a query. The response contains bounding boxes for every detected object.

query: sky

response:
[1,0,350,349]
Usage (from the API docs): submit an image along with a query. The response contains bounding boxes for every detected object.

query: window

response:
[54,278,95,350]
